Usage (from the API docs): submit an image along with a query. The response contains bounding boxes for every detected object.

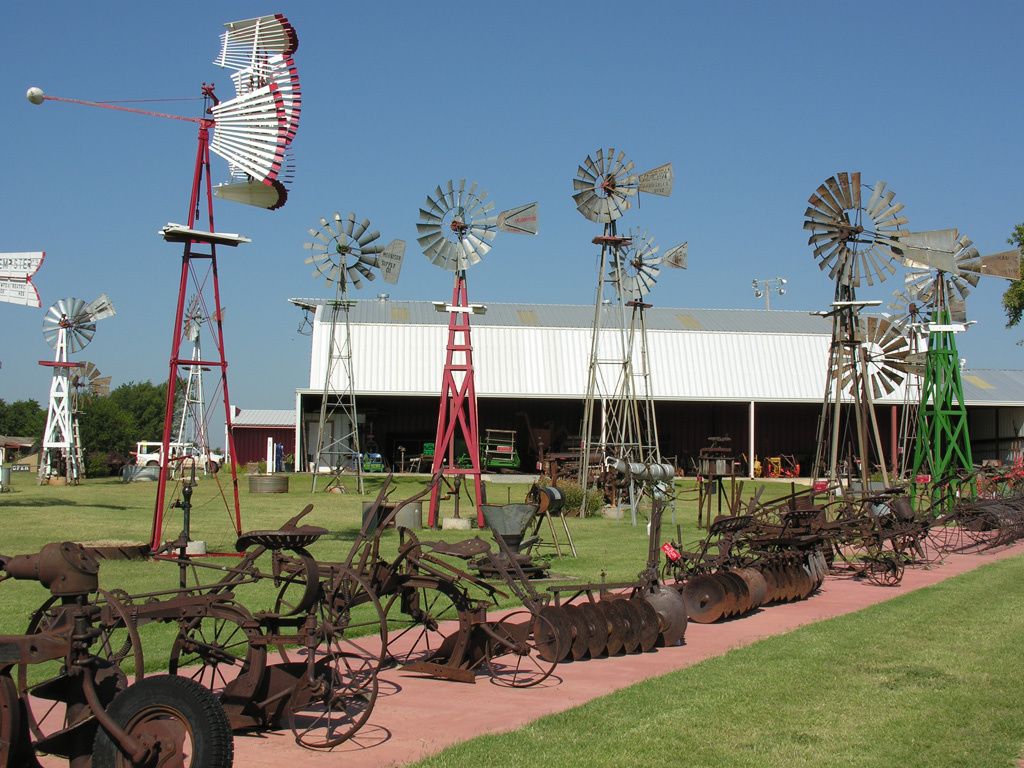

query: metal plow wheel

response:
[560,604,593,661]
[716,571,749,618]
[629,598,661,652]
[576,602,609,658]
[484,610,558,688]
[594,601,627,655]
[681,575,728,624]
[535,605,574,663]
[733,568,768,610]
[599,599,642,654]
[642,587,687,646]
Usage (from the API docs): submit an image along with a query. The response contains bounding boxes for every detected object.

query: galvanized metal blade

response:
[357,228,380,248]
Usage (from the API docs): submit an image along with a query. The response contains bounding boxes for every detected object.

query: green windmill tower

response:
[897,230,1020,498]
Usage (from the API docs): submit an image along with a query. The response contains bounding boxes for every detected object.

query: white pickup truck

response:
[134,442,224,473]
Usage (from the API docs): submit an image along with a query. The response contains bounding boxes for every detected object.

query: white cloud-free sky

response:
[5,1,1023,411]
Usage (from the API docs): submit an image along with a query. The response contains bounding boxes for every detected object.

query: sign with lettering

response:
[0,252,44,307]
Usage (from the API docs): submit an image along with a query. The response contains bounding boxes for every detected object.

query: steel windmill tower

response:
[302,212,405,493]
[38,295,116,484]
[803,173,909,492]
[416,180,538,527]
[896,230,1020,491]
[572,149,674,506]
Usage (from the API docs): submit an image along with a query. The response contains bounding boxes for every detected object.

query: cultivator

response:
[0,542,234,767]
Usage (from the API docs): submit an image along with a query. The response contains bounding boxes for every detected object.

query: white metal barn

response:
[287,299,1024,476]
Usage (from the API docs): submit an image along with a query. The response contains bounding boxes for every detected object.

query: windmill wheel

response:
[904,231,980,322]
[888,283,932,325]
[803,172,908,287]
[573,148,639,223]
[304,212,384,291]
[42,298,96,352]
[417,180,498,271]
[609,228,662,301]
[841,316,910,399]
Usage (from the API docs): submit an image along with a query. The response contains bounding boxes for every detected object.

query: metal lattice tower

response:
[302,214,405,493]
[911,281,972,484]
[176,297,210,458]
[573,150,675,507]
[28,14,302,551]
[804,173,908,491]
[38,296,115,485]
[896,229,1020,492]
[416,180,538,527]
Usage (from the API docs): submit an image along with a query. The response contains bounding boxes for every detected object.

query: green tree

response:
[77,395,136,459]
[107,380,169,441]
[1000,223,1024,328]
[0,398,46,438]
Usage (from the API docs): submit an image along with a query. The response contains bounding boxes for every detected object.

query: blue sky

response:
[5,1,1023,413]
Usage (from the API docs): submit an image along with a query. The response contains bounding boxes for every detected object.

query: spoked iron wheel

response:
[283,599,380,750]
[865,554,905,587]
[20,591,144,751]
[483,610,558,688]
[168,602,266,703]
[382,579,472,668]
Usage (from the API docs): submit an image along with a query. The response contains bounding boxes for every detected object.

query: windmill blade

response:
[804,173,905,287]
[216,14,299,71]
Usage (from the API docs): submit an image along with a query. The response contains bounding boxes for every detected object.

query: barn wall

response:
[232,427,295,465]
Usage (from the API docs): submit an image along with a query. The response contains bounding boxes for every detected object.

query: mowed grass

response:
[412,553,1024,768]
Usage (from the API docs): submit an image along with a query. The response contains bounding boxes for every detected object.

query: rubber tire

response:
[92,675,233,768]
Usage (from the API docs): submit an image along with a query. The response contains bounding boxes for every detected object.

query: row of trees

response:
[1,380,172,476]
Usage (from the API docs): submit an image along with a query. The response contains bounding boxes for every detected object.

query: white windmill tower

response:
[175,295,210,463]
[38,295,115,484]
[302,213,406,493]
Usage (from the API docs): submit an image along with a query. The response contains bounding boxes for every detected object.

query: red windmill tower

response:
[27,13,301,551]
[415,180,538,526]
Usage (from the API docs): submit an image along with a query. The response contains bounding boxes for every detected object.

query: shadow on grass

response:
[0,498,132,511]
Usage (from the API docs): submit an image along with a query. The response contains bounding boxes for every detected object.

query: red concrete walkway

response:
[227,541,1024,768]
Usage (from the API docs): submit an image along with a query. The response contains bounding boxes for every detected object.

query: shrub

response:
[558,481,604,516]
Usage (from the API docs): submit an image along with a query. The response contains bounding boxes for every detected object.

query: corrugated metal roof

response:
[296,300,1024,407]
[292,299,834,335]
[959,369,1024,404]
[234,409,295,427]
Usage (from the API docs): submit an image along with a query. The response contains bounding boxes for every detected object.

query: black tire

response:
[92,675,233,768]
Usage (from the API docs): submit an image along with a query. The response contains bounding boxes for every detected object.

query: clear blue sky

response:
[5,1,1023,413]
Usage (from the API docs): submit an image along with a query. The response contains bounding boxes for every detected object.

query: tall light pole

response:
[753,277,787,309]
